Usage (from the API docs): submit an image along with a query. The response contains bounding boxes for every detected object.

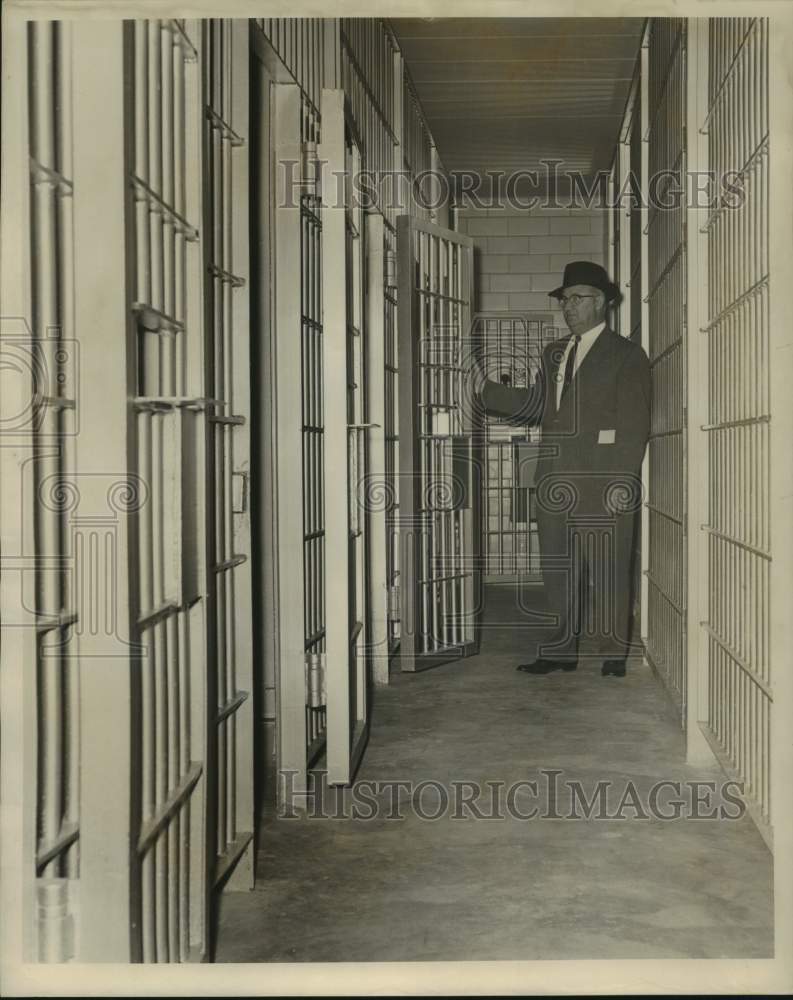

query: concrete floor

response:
[214,584,773,962]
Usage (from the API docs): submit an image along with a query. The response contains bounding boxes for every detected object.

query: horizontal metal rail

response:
[137,762,203,856]
[701,623,772,699]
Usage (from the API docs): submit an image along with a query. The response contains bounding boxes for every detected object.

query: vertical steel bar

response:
[151,412,168,961]
[212,35,228,844]
[54,19,80,880]
[149,21,164,315]
[173,36,186,396]
[162,23,175,333]
[178,602,190,961]
[134,22,151,308]
[429,235,440,648]
[30,21,63,879]
[223,102,236,846]
[166,608,179,958]
[138,408,156,962]
[418,232,429,652]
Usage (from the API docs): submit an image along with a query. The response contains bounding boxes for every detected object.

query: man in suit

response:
[477,261,651,677]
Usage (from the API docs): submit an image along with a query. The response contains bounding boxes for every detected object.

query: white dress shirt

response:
[555,321,606,410]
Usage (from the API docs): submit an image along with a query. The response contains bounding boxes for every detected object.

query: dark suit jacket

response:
[480,327,651,510]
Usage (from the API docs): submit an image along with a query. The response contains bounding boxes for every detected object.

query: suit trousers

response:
[535,487,641,662]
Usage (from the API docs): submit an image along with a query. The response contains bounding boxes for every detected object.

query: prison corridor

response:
[214,584,773,962]
[4,13,792,979]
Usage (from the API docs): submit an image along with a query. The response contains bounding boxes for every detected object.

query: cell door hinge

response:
[305,652,327,708]
[384,250,397,288]
[387,583,401,623]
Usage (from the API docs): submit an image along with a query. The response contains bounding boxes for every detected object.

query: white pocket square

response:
[598,429,616,444]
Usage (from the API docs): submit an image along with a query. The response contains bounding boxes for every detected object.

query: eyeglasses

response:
[559,293,599,307]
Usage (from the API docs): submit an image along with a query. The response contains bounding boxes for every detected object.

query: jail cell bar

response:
[131,17,253,961]
[479,315,556,581]
[383,226,401,653]
[422,230,461,654]
[699,18,771,837]
[271,78,312,797]
[300,107,328,758]
[259,20,429,756]
[319,90,371,784]
[608,158,621,336]
[340,20,402,662]
[402,76,435,224]
[202,19,255,890]
[346,131,370,763]
[644,19,688,713]
[27,20,80,963]
[398,217,477,668]
[340,19,398,232]
[130,19,207,963]
[255,17,327,113]
[251,18,332,758]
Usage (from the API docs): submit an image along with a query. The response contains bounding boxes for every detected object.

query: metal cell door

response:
[131,18,211,961]
[201,18,255,889]
[319,89,371,784]
[132,16,253,959]
[396,215,481,672]
[478,314,557,582]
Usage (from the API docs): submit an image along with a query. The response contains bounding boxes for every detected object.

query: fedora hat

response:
[549,260,620,302]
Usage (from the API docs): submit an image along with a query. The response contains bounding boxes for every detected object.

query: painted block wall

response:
[455,203,609,317]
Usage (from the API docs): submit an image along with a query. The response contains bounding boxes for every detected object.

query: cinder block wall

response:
[455,204,609,316]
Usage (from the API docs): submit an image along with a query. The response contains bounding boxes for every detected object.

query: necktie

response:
[560,334,581,405]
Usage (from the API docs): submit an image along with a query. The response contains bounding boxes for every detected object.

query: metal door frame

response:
[365,212,391,686]
[271,80,310,802]
[249,25,280,819]
[319,87,371,785]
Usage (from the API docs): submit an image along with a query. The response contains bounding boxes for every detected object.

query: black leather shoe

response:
[517,658,578,675]
[601,659,627,677]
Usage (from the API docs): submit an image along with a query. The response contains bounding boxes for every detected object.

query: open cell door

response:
[319,90,371,784]
[396,215,482,672]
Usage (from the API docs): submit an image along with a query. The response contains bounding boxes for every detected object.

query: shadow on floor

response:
[214,584,773,962]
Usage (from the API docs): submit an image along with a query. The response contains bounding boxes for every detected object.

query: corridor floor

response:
[214,584,773,962]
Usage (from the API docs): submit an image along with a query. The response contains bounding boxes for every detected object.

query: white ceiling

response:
[390,18,645,178]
